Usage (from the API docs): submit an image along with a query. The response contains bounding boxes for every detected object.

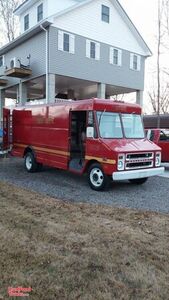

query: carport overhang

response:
[3,74,137,101]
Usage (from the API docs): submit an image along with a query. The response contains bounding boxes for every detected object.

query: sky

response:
[119,0,158,45]
[119,0,159,113]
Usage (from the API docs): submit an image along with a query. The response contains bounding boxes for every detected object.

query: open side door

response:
[2,108,10,151]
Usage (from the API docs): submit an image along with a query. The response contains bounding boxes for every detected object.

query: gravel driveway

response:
[0,156,168,213]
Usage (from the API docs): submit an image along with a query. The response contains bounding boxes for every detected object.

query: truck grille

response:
[126,153,154,160]
[125,152,154,170]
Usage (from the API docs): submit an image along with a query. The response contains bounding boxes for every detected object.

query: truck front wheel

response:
[87,163,110,191]
[129,178,148,185]
[24,151,38,173]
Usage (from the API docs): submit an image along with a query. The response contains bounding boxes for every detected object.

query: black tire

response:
[87,163,110,191]
[24,151,38,173]
[129,178,148,185]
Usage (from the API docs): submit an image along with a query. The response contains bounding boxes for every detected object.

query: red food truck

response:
[3,99,164,190]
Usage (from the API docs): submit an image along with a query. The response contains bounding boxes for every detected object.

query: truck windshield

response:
[121,114,145,138]
[96,111,145,139]
[96,112,123,138]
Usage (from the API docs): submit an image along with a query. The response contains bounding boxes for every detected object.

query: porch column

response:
[17,81,28,106]
[97,83,106,99]
[136,90,143,107]
[48,73,56,103]
[0,89,5,127]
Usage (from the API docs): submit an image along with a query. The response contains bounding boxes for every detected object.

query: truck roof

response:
[14,98,142,114]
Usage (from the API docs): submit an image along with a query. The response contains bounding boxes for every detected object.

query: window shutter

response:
[96,42,100,60]
[70,34,75,54]
[109,47,113,64]
[118,49,122,66]
[130,53,134,69]
[137,55,141,71]
[86,39,90,58]
[58,30,63,51]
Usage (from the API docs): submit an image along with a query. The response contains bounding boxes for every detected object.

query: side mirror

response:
[86,126,94,138]
[146,129,151,140]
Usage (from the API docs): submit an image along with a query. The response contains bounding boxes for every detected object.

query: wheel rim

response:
[90,167,104,187]
[26,155,32,170]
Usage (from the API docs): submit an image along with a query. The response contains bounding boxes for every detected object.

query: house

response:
[0,0,152,122]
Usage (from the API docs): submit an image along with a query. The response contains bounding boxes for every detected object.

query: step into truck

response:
[3,99,164,190]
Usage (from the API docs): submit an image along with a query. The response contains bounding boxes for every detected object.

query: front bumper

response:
[112,167,164,181]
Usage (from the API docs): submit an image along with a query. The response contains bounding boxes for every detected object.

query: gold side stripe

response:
[14,144,116,164]
[14,143,70,157]
[85,155,116,165]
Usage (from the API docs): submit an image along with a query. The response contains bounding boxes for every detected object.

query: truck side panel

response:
[12,105,70,169]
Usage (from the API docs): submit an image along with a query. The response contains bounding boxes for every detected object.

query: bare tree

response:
[148,0,169,120]
[111,94,125,101]
[148,82,169,114]
[157,0,163,125]
[0,0,22,43]
[164,0,169,35]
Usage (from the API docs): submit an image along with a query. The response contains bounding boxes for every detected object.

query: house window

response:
[37,3,43,22]
[86,40,100,60]
[0,56,4,67]
[113,49,118,65]
[63,33,70,52]
[90,42,96,59]
[58,30,75,54]
[110,48,122,66]
[102,5,110,23]
[133,55,138,70]
[24,14,29,31]
[130,53,141,71]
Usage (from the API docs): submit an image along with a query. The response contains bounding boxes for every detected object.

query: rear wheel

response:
[87,163,110,191]
[24,151,38,173]
[129,178,148,185]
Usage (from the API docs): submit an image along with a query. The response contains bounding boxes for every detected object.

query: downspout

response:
[40,25,49,104]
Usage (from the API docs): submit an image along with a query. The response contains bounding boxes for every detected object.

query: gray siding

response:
[49,26,145,90]
[3,31,46,88]
[2,25,145,91]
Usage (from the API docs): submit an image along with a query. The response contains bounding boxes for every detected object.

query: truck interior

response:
[69,111,87,171]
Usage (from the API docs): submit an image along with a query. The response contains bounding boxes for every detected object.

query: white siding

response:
[19,0,78,33]
[47,0,76,18]
[53,0,145,55]
[20,0,48,33]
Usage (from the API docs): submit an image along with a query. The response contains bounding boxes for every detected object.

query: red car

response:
[146,128,169,162]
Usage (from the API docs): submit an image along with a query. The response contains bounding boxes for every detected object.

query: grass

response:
[0,181,169,299]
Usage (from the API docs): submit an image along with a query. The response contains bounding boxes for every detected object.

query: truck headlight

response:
[155,152,161,167]
[118,154,125,171]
